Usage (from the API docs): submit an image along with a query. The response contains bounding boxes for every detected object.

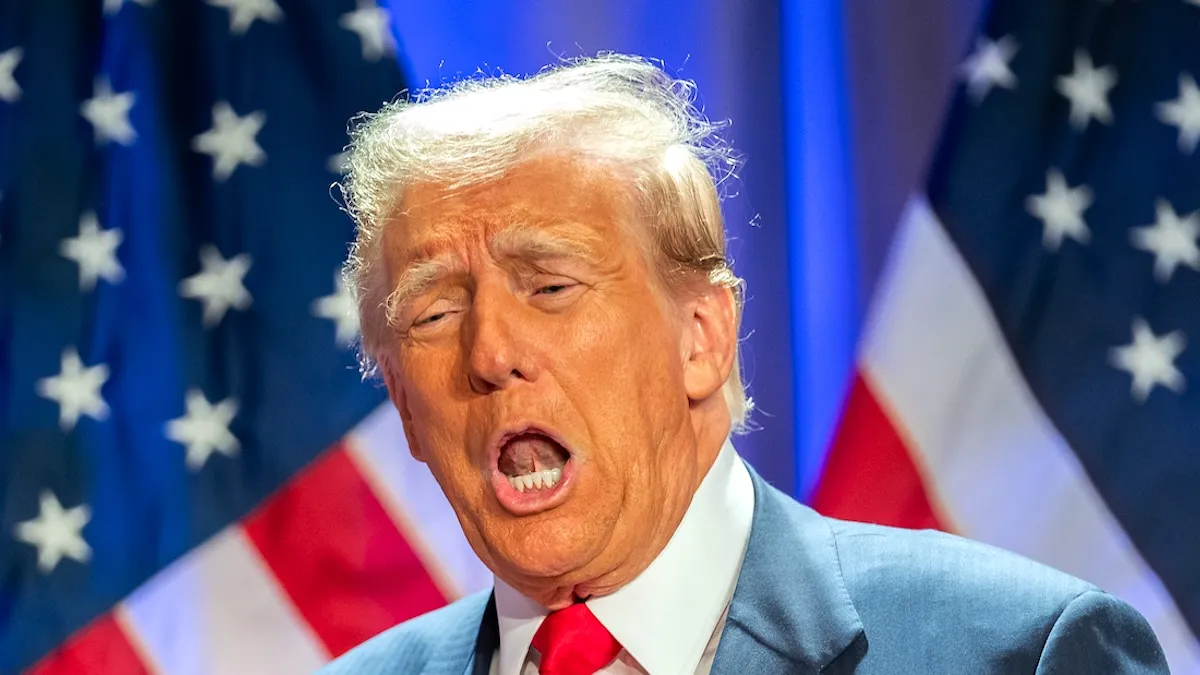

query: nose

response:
[465,285,538,394]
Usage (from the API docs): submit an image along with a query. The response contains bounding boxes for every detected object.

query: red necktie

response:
[530,603,622,675]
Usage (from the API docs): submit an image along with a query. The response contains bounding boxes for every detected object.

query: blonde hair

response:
[339,53,753,430]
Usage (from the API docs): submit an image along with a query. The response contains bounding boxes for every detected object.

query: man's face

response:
[379,156,721,604]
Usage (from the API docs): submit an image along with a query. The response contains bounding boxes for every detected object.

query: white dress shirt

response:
[491,440,756,675]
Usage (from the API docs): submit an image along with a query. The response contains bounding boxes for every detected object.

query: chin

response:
[512,538,593,579]
[490,523,606,586]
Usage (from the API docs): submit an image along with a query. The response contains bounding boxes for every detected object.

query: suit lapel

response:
[467,593,500,675]
[712,464,864,673]
[391,590,496,675]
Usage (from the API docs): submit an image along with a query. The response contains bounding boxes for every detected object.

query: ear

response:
[382,357,426,463]
[681,285,737,403]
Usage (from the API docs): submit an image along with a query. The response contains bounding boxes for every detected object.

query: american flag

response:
[814,0,1200,672]
[0,1,490,672]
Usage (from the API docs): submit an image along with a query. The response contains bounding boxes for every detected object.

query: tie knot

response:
[530,603,622,675]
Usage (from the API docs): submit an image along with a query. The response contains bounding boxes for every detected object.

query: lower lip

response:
[491,458,576,516]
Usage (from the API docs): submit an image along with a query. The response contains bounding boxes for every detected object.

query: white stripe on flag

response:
[347,403,493,600]
[860,197,1200,674]
[120,526,329,675]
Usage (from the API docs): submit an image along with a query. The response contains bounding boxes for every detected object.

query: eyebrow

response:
[383,227,603,328]
[384,256,456,329]
[489,227,602,264]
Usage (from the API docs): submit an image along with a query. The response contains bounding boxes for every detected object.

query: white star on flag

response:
[1109,317,1186,402]
[36,348,110,431]
[1025,169,1093,251]
[312,273,360,346]
[1056,50,1117,130]
[191,102,267,181]
[1130,199,1200,283]
[0,47,22,103]
[1156,72,1200,154]
[340,0,395,62]
[207,0,283,35]
[60,211,125,291]
[103,0,155,16]
[179,245,253,326]
[14,491,92,574]
[960,35,1019,103]
[166,389,241,470]
[81,77,138,146]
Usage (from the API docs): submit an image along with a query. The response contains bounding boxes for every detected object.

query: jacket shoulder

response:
[828,517,1096,602]
[826,518,1097,666]
[316,590,492,675]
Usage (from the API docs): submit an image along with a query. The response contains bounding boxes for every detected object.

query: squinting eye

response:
[536,284,570,295]
[414,311,448,327]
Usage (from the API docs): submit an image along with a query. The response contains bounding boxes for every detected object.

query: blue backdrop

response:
[390,0,985,497]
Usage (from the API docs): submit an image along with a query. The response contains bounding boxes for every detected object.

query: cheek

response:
[398,348,471,467]
[566,290,676,359]
[548,295,685,420]
[400,337,463,405]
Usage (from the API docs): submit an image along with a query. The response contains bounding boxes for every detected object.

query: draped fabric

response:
[816,0,1200,670]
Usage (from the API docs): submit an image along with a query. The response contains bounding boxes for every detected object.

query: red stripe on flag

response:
[28,612,150,675]
[243,443,449,658]
[812,370,948,531]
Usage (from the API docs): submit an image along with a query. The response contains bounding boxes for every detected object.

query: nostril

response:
[468,372,500,395]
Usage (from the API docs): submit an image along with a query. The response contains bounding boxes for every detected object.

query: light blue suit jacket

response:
[319,465,1168,674]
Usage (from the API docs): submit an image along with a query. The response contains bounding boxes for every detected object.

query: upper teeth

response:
[508,468,563,493]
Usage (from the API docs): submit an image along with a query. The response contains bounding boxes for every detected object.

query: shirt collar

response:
[494,439,755,675]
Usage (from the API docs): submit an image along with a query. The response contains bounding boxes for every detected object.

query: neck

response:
[690,398,732,486]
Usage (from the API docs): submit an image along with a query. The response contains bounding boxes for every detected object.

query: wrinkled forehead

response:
[383,155,642,264]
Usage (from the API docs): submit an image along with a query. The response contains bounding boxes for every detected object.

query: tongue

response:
[499,434,568,475]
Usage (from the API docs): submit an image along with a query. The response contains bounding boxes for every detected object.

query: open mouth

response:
[488,425,577,515]
[498,431,571,493]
